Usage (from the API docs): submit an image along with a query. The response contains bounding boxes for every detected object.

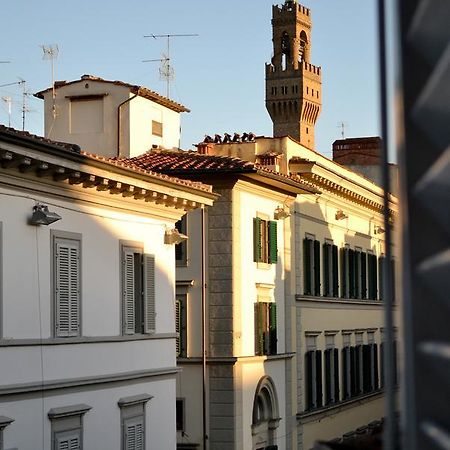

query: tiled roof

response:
[34,74,190,113]
[116,149,319,194]
[0,125,212,194]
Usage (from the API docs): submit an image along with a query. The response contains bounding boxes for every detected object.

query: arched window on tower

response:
[299,30,308,62]
[281,31,290,70]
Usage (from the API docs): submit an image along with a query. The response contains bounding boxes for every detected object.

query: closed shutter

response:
[332,245,339,297]
[374,344,379,389]
[363,344,371,393]
[324,348,332,404]
[303,238,312,295]
[350,346,357,396]
[361,252,367,299]
[315,350,323,408]
[253,218,262,262]
[56,432,81,450]
[342,348,349,399]
[340,248,347,298]
[254,303,263,355]
[122,249,136,335]
[175,299,181,357]
[334,348,340,402]
[268,221,278,263]
[323,243,330,296]
[124,417,144,450]
[143,254,156,334]
[268,302,277,354]
[313,240,321,296]
[55,240,80,337]
[378,256,384,300]
[349,249,355,298]
[380,342,385,388]
[305,351,314,410]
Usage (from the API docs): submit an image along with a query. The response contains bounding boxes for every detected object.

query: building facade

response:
[0,125,215,450]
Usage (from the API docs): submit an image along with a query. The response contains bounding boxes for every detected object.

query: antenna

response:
[0,79,29,130]
[1,96,12,127]
[40,44,59,119]
[337,121,349,139]
[143,34,199,98]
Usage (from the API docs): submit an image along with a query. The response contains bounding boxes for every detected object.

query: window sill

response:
[297,390,384,423]
[296,295,385,307]
[256,261,272,270]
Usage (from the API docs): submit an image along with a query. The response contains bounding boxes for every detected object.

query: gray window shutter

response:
[143,254,156,334]
[124,417,144,450]
[175,299,181,356]
[56,432,81,450]
[55,240,80,337]
[122,249,135,335]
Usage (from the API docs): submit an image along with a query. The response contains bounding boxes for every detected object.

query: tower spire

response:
[265,1,322,149]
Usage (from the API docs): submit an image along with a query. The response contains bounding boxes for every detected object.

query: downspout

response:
[117,91,139,158]
[201,206,208,450]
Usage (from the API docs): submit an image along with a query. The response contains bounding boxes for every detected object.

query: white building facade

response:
[0,125,215,450]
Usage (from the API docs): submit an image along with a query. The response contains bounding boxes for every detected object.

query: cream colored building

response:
[35,74,189,157]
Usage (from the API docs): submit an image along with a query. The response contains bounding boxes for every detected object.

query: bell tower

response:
[265,0,322,149]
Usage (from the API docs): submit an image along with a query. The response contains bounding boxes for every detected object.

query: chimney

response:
[197,142,215,155]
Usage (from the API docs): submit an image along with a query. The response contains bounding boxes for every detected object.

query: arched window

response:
[299,30,308,62]
[281,31,290,70]
[252,376,280,450]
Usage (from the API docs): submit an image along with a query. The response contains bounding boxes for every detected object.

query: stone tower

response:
[265,0,322,149]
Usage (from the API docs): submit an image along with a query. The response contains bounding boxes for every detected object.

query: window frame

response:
[51,231,82,338]
[151,120,163,138]
[175,216,188,267]
[0,415,14,450]
[303,234,321,296]
[176,398,185,433]
[254,300,277,356]
[253,216,277,265]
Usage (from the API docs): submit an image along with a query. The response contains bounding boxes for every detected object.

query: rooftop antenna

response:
[338,121,349,139]
[143,34,199,98]
[0,79,29,130]
[1,96,12,127]
[40,44,59,120]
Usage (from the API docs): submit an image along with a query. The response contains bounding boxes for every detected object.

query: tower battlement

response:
[302,61,321,77]
[272,2,310,20]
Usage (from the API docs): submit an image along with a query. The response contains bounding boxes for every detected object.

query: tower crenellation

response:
[265,0,322,149]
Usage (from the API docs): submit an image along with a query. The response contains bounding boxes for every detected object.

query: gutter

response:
[117,92,139,158]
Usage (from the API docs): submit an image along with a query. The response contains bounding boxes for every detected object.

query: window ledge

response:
[118,393,153,407]
[48,404,92,420]
[296,295,385,307]
[0,415,14,428]
[297,390,383,423]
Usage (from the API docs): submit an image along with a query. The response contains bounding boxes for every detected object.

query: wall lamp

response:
[274,206,291,220]
[29,204,62,226]
[335,210,348,221]
[374,225,385,235]
[164,228,188,245]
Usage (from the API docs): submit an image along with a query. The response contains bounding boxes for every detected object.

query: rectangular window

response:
[53,233,81,338]
[121,243,155,335]
[324,347,339,405]
[342,345,352,400]
[176,399,185,432]
[305,349,323,410]
[303,236,321,296]
[323,242,338,297]
[340,246,350,298]
[152,120,163,137]
[119,394,151,450]
[70,98,103,134]
[253,217,277,264]
[175,216,187,266]
[254,302,277,355]
[367,253,378,299]
[175,294,187,357]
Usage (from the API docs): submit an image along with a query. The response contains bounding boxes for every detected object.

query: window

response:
[303,236,320,296]
[253,217,277,264]
[70,98,103,134]
[367,252,378,299]
[323,241,338,297]
[324,336,339,405]
[254,301,277,355]
[305,348,323,410]
[152,120,163,137]
[341,334,353,400]
[175,216,187,266]
[52,232,81,338]
[175,294,187,357]
[0,416,14,450]
[48,404,91,450]
[118,394,152,450]
[176,399,185,432]
[121,243,155,335]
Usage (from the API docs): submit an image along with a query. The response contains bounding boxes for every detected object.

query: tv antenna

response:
[1,96,12,127]
[40,44,59,119]
[143,33,199,98]
[337,121,349,139]
[0,78,30,130]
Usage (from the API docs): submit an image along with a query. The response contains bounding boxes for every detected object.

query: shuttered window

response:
[175,294,187,357]
[303,237,321,296]
[305,349,323,410]
[342,346,352,400]
[324,348,340,404]
[253,217,277,264]
[56,432,81,450]
[340,247,350,298]
[124,417,144,450]
[254,302,277,355]
[367,253,378,299]
[122,244,156,335]
[323,243,339,297]
[54,237,81,338]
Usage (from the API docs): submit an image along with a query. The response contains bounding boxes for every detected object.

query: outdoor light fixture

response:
[164,228,188,245]
[29,204,62,226]
[274,206,291,220]
[374,225,385,235]
[335,210,348,221]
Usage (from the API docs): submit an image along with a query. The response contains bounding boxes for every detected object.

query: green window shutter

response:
[269,302,277,354]
[361,252,367,299]
[122,249,136,335]
[350,346,357,396]
[254,302,263,355]
[303,238,312,295]
[342,348,349,399]
[268,221,278,263]
[55,240,80,338]
[124,416,144,450]
[313,240,321,296]
[143,254,156,333]
[340,248,347,298]
[374,344,379,389]
[253,217,262,262]
[324,348,332,404]
[334,348,340,402]
[349,249,355,298]
[323,243,330,296]
[175,299,181,357]
[379,256,384,300]
[305,351,314,410]
[315,350,323,408]
[332,245,339,297]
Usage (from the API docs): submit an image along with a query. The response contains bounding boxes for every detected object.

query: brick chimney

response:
[332,137,382,166]
[197,142,215,155]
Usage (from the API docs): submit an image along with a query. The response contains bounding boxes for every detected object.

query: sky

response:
[0,0,380,157]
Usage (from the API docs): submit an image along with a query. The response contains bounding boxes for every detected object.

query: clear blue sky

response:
[1,0,379,157]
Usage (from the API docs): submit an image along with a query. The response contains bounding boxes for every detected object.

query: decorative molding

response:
[48,404,92,420]
[118,393,153,407]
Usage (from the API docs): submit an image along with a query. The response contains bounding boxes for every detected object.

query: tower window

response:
[307,87,309,94]
[306,127,309,134]
[312,89,314,96]
[317,91,319,98]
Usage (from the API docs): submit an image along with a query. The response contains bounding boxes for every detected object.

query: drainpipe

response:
[117,91,139,158]
[201,206,208,450]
